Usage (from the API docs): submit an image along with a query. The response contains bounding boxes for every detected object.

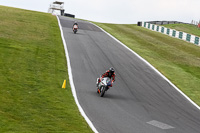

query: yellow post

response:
[62,80,66,89]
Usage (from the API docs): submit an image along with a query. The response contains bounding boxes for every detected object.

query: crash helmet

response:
[108,67,115,76]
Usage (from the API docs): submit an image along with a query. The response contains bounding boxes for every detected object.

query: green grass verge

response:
[93,22,200,106]
[0,6,92,132]
[164,23,200,37]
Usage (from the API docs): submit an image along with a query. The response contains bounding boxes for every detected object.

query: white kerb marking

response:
[90,22,200,111]
[147,120,175,130]
[57,16,99,133]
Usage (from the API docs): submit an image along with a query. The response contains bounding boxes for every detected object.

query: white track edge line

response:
[57,16,99,133]
[90,22,200,111]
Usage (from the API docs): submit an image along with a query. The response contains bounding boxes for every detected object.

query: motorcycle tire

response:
[100,86,106,97]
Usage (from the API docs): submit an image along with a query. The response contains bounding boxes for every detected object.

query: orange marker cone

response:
[62,80,66,89]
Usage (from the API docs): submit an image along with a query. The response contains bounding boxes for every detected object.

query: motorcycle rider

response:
[72,21,78,31]
[96,67,116,89]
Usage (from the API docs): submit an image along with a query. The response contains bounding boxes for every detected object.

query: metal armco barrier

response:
[64,13,75,18]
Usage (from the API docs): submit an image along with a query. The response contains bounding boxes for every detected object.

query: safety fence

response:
[140,22,200,46]
[64,13,75,18]
[146,21,193,25]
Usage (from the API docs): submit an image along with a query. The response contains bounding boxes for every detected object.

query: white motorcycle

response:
[73,25,78,34]
[96,77,113,97]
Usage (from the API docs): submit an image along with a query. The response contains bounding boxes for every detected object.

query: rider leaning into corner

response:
[96,67,116,89]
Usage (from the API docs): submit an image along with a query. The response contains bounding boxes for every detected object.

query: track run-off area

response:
[58,16,200,133]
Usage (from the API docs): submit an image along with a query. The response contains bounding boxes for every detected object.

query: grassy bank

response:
[164,23,200,37]
[93,22,200,106]
[0,6,92,132]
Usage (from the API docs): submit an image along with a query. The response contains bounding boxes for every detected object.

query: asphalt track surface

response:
[58,16,200,133]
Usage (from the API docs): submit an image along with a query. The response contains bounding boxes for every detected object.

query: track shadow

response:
[90,90,128,101]
[68,31,85,36]
[103,93,128,100]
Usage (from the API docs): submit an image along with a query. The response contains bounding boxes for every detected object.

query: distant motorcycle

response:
[73,25,78,34]
[96,77,113,97]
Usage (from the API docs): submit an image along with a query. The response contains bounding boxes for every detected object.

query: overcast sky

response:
[0,0,199,24]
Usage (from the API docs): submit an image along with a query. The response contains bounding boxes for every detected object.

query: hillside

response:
[1,4,199,132]
[164,23,200,37]
[0,5,92,132]
[93,22,200,106]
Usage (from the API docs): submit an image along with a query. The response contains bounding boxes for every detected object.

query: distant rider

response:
[72,21,78,31]
[96,67,116,88]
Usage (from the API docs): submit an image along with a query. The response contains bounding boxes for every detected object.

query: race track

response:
[58,16,200,133]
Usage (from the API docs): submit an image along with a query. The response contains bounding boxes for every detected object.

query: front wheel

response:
[73,29,77,34]
[100,86,106,97]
